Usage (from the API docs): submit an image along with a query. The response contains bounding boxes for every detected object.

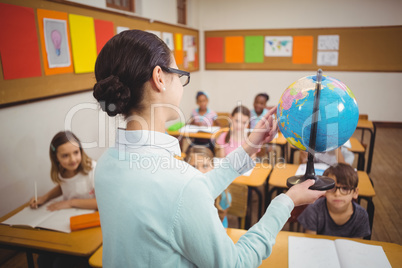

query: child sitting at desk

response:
[29,131,97,211]
[189,91,219,127]
[250,93,269,129]
[215,105,251,158]
[297,163,371,238]
[185,146,232,228]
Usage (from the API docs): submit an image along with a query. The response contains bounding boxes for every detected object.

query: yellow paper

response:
[175,33,183,51]
[69,14,97,73]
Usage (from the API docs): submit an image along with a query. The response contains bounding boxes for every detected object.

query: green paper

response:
[245,36,264,63]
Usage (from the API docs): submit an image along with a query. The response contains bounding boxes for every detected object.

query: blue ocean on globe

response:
[277,75,359,153]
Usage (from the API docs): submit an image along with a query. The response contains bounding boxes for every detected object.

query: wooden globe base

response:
[287,175,335,191]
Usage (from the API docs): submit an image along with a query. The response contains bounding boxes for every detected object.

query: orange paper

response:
[37,9,73,75]
[174,50,184,65]
[292,36,314,64]
[225,36,244,63]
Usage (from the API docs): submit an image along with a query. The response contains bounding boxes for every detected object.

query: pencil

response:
[34,181,37,208]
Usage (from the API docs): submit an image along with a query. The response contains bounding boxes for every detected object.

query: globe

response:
[277,74,359,153]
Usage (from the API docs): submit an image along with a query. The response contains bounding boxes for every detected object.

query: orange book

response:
[70,211,100,231]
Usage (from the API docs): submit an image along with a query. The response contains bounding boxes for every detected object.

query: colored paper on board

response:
[37,9,74,75]
[264,36,293,57]
[0,3,42,80]
[205,37,224,63]
[245,36,264,63]
[225,36,244,63]
[162,32,174,51]
[69,14,97,73]
[94,19,114,54]
[292,36,314,64]
[175,33,183,51]
[175,50,184,65]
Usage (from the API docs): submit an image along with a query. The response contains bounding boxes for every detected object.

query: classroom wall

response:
[1,0,401,217]
[197,0,402,122]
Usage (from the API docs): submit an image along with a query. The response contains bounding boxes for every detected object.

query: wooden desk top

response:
[269,164,375,197]
[0,204,102,257]
[233,163,272,187]
[227,228,402,267]
[167,130,213,139]
[357,119,374,130]
[90,228,401,268]
[290,137,364,154]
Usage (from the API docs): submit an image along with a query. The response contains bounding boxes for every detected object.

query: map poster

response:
[264,36,293,57]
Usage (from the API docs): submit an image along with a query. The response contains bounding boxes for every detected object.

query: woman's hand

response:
[46,200,72,211]
[29,195,46,209]
[285,180,326,207]
[243,105,278,156]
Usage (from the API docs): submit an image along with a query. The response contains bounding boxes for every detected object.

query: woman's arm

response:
[171,179,324,267]
[46,198,98,211]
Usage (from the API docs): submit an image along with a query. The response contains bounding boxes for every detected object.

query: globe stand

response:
[286,69,335,191]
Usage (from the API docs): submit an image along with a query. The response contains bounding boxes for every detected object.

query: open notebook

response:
[288,236,391,268]
[1,197,95,233]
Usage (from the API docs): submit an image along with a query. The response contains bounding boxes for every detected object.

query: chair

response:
[216,112,231,128]
[287,205,308,232]
[227,183,249,229]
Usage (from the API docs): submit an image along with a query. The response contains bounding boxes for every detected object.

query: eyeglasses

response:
[161,67,190,87]
[327,185,355,195]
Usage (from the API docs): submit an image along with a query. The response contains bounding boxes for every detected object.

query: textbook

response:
[288,236,391,268]
[1,197,95,233]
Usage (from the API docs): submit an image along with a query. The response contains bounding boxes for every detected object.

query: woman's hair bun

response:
[93,75,131,116]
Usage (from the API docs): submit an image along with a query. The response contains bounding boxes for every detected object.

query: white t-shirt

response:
[59,161,96,200]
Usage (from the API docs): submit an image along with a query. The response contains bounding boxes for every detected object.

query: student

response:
[215,105,251,158]
[297,163,371,238]
[29,131,97,211]
[189,91,220,127]
[185,146,232,228]
[92,29,324,267]
[250,93,269,129]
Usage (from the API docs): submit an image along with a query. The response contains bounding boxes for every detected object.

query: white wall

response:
[197,0,402,122]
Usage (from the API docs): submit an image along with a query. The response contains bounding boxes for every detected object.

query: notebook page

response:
[334,239,392,268]
[288,236,341,268]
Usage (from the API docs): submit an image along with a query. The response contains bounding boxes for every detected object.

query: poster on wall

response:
[44,18,71,68]
[265,36,293,57]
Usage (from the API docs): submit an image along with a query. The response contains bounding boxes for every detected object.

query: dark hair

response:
[196,91,208,100]
[93,30,172,117]
[255,93,269,103]
[49,131,92,184]
[323,163,358,188]
[225,105,251,144]
[185,146,214,163]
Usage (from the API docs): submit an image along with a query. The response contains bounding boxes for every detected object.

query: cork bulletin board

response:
[0,0,199,107]
[205,26,402,72]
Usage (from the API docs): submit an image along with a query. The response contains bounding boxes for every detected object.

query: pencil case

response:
[70,211,100,231]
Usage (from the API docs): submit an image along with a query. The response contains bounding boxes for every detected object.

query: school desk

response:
[233,162,272,228]
[356,119,376,174]
[89,228,402,268]
[267,132,288,160]
[0,204,102,268]
[265,163,376,239]
[288,137,366,170]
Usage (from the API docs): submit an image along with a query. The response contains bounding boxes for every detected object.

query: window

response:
[106,0,135,12]
[177,0,187,25]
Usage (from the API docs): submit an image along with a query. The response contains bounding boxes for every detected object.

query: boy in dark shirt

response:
[298,163,371,238]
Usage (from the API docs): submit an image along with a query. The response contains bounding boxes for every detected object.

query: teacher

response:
[93,30,324,267]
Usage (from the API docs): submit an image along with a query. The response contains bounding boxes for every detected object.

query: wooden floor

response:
[1,127,401,267]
